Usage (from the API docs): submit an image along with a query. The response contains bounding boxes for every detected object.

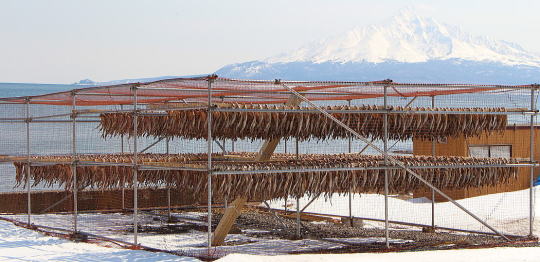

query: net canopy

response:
[0,76,535,106]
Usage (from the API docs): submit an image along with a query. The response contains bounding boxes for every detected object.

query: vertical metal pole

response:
[207,77,214,248]
[222,139,226,154]
[120,104,124,154]
[383,86,389,248]
[25,98,31,225]
[348,100,352,153]
[431,96,436,229]
[71,92,78,233]
[530,87,536,237]
[284,139,288,154]
[296,197,301,237]
[348,98,353,227]
[295,137,301,235]
[132,86,139,245]
[295,139,299,159]
[166,137,171,221]
[120,105,125,210]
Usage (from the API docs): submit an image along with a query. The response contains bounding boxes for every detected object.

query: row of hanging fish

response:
[99,104,508,141]
[14,152,517,200]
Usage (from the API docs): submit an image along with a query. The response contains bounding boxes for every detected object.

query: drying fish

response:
[14,153,518,200]
[99,104,507,142]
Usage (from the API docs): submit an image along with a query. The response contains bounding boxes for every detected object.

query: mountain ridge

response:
[266,10,540,67]
[216,10,540,84]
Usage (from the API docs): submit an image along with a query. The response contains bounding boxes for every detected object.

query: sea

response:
[0,82,537,193]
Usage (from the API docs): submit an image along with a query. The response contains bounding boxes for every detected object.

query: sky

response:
[1,0,540,84]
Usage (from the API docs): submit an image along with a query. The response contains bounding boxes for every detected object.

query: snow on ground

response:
[268,186,540,236]
[0,187,537,259]
[1,212,412,256]
[0,219,198,262]
[217,247,540,262]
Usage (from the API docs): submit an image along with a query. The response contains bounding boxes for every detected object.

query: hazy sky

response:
[1,0,539,83]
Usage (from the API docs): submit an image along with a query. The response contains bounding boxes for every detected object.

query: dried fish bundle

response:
[14,153,518,200]
[99,104,507,141]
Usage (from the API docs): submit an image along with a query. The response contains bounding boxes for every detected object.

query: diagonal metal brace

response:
[280,83,511,241]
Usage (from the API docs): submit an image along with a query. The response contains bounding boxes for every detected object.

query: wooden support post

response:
[211,197,247,246]
[211,94,302,246]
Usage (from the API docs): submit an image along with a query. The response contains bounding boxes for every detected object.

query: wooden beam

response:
[211,196,247,246]
[256,95,302,161]
[211,94,302,246]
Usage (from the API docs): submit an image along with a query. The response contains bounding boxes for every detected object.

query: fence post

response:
[348,99,353,227]
[383,85,390,248]
[71,91,78,233]
[530,86,536,237]
[431,96,436,230]
[25,98,31,225]
[132,85,139,245]
[120,105,125,210]
[166,137,171,221]
[207,76,214,249]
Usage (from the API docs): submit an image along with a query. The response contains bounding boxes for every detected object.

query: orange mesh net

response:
[0,76,533,106]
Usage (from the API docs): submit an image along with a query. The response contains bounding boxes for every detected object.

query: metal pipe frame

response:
[530,87,536,237]
[166,137,171,221]
[25,98,31,225]
[383,85,390,248]
[348,99,353,227]
[213,108,532,116]
[0,120,100,123]
[120,104,125,208]
[404,96,418,107]
[300,192,322,213]
[139,137,165,154]
[2,157,532,170]
[132,85,139,245]
[215,140,226,153]
[296,197,301,237]
[206,78,214,249]
[279,82,511,241]
[431,96,436,230]
[71,92,78,233]
[0,104,530,123]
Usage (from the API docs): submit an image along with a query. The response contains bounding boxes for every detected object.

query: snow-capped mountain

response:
[268,10,540,66]
[216,10,540,84]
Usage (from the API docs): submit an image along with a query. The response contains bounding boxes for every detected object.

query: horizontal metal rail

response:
[214,108,534,115]
[212,163,534,175]
[0,120,100,123]
[1,158,534,171]
[0,106,533,121]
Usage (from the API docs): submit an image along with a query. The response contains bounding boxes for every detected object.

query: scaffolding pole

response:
[132,85,139,245]
[207,77,214,249]
[296,197,301,237]
[120,105,125,210]
[71,92,78,233]
[383,85,389,248]
[530,87,536,237]
[431,96,436,229]
[25,98,31,225]
[280,82,511,242]
[348,100,353,227]
[166,137,171,221]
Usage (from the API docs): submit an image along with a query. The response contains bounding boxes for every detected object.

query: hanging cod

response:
[98,104,508,141]
[14,153,518,200]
